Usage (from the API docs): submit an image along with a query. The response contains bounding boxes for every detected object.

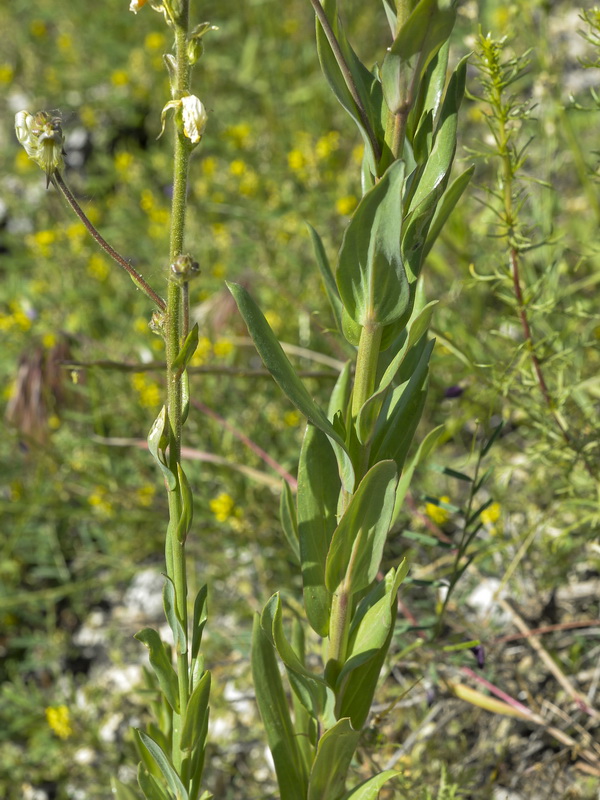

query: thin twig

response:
[52,171,166,311]
[59,359,337,379]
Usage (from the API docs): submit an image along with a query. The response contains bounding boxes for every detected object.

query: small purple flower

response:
[470,643,485,669]
[444,385,464,399]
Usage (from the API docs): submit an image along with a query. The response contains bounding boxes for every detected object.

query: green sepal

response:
[280,479,300,563]
[261,593,327,718]
[336,160,409,329]
[315,0,384,179]
[191,584,208,661]
[340,770,400,800]
[356,301,437,445]
[180,670,211,753]
[137,763,171,800]
[307,222,343,335]
[134,629,180,714]
[227,281,354,493]
[325,460,398,595]
[176,464,193,544]
[297,424,340,635]
[135,730,189,800]
[250,614,308,800]
[307,717,361,800]
[162,576,187,656]
[172,323,199,373]
[110,777,140,800]
[148,406,177,492]
[381,0,456,115]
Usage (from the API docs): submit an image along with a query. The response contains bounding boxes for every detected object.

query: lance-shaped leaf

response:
[336,160,409,329]
[392,425,444,525]
[110,778,140,800]
[315,0,383,178]
[181,670,211,753]
[191,584,208,662]
[325,461,398,595]
[356,301,437,444]
[227,281,354,493]
[251,614,308,800]
[298,424,340,635]
[137,764,171,800]
[148,406,177,491]
[280,479,300,563]
[421,165,474,260]
[307,717,361,800]
[407,39,451,146]
[381,0,456,115]
[261,594,328,718]
[163,576,187,656]
[136,730,188,800]
[328,360,352,424]
[176,464,193,544]
[172,322,199,373]
[308,223,343,335]
[134,628,180,714]
[340,770,400,800]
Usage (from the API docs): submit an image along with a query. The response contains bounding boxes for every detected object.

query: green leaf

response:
[134,629,180,714]
[340,770,400,800]
[110,777,140,800]
[381,0,456,115]
[147,406,177,491]
[261,594,327,718]
[227,281,354,493]
[251,615,308,800]
[162,576,187,656]
[136,731,188,800]
[181,369,190,425]
[337,160,410,329]
[328,361,352,423]
[176,464,193,544]
[308,223,343,335]
[137,763,171,800]
[315,0,383,178]
[307,718,361,800]
[407,39,450,146]
[391,424,444,525]
[180,670,211,753]
[280,480,300,563]
[325,460,398,595]
[191,584,208,662]
[297,424,340,635]
[421,165,474,259]
[356,301,437,444]
[172,323,199,372]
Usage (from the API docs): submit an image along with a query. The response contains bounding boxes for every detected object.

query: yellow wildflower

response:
[0,65,14,84]
[425,496,451,525]
[210,492,238,523]
[88,487,114,516]
[132,373,162,408]
[202,156,217,176]
[45,705,73,739]
[229,159,247,177]
[87,254,110,282]
[115,151,134,173]
[283,410,301,427]
[481,502,501,526]
[288,149,306,172]
[111,70,129,87]
[213,338,233,358]
[30,19,47,37]
[42,332,57,349]
[145,32,165,50]
[136,485,156,507]
[336,195,358,216]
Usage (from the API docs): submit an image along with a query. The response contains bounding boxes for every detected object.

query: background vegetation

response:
[1,0,599,798]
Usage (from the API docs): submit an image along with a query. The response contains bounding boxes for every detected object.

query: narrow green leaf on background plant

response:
[136,730,189,800]
[307,717,361,800]
[176,463,193,544]
[250,614,308,800]
[147,405,177,491]
[172,322,199,372]
[162,576,187,656]
[134,628,180,714]
[340,769,400,800]
[137,763,171,800]
[336,160,410,329]
[307,222,344,335]
[280,479,300,563]
[191,584,208,661]
[110,777,140,800]
[325,460,398,595]
[227,280,354,492]
[180,670,211,752]
[297,423,340,635]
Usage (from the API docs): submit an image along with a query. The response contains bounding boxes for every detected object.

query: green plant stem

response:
[52,171,166,311]
[352,320,382,419]
[165,5,192,770]
[328,583,351,668]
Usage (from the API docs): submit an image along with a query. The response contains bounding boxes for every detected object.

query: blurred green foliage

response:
[1,0,599,798]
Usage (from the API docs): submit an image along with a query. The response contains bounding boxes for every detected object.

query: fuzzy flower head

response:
[15,110,64,180]
[159,94,207,146]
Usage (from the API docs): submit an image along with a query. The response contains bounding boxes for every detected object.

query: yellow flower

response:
[283,410,301,427]
[191,336,212,366]
[45,705,73,739]
[336,195,358,216]
[213,338,233,358]
[224,123,252,148]
[481,501,501,526]
[132,373,162,408]
[202,156,217,176]
[111,70,129,87]
[425,495,451,525]
[42,332,57,349]
[144,31,165,50]
[288,149,306,172]
[30,19,48,37]
[315,131,340,160]
[0,64,14,84]
[88,487,114,516]
[229,159,247,177]
[115,151,134,173]
[210,492,239,523]
[87,254,110,282]
[136,485,156,507]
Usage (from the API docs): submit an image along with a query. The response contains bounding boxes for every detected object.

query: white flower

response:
[14,110,64,178]
[159,94,207,145]
[129,0,148,13]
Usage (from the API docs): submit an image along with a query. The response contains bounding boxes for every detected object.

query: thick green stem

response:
[352,320,382,420]
[327,584,351,669]
[165,6,192,771]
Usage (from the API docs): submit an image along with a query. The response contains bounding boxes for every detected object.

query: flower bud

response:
[15,111,65,180]
[170,254,200,285]
[180,95,207,144]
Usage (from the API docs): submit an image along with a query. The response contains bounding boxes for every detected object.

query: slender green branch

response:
[52,171,166,311]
